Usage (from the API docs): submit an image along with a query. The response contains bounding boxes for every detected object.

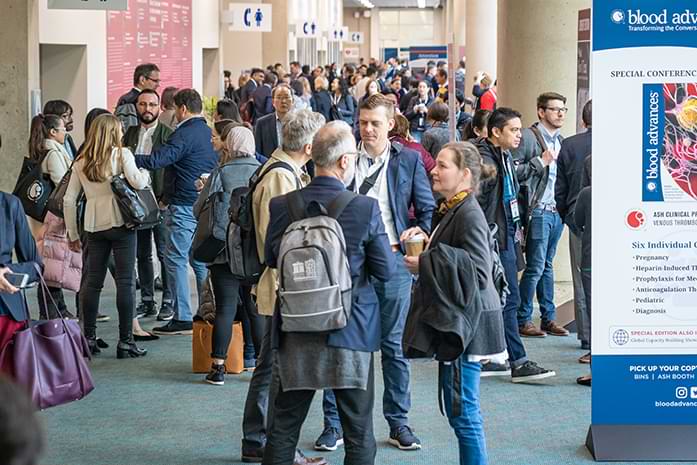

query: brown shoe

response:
[541,320,570,337]
[579,352,591,364]
[519,322,546,338]
[294,450,328,465]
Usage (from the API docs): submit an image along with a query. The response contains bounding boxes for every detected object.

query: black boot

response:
[86,337,101,355]
[116,340,147,359]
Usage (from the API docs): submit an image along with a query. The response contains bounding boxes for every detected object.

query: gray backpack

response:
[277,190,356,333]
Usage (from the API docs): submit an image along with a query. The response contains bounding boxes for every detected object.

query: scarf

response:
[226,125,256,157]
[438,190,469,215]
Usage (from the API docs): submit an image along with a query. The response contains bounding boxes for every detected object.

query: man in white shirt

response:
[123,89,174,321]
[314,94,435,453]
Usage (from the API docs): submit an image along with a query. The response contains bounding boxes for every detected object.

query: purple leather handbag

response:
[0,266,94,409]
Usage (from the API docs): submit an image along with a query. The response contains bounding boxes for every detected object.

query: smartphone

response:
[5,273,31,289]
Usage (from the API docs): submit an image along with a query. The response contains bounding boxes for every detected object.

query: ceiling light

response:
[417,0,426,8]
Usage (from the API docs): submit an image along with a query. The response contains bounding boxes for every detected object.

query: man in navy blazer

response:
[555,99,592,350]
[263,121,395,465]
[0,192,42,322]
[255,84,294,159]
[315,94,434,452]
[134,89,219,334]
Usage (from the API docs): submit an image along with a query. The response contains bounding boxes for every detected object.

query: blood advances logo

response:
[611,9,625,24]
[626,210,647,230]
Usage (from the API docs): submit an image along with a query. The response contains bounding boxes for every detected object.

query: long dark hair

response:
[463,109,491,140]
[28,114,63,161]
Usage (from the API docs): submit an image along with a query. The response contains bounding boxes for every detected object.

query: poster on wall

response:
[106,0,192,110]
[589,0,697,461]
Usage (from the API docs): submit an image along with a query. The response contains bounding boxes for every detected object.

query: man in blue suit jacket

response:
[134,89,219,334]
[254,84,294,159]
[0,192,42,323]
[263,121,395,465]
[315,94,435,452]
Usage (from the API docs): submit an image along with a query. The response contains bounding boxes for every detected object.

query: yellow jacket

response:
[252,148,310,316]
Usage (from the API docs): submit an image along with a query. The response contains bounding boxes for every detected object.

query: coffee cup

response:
[405,234,425,257]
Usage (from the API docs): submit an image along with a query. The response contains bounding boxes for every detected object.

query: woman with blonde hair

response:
[194,124,261,385]
[311,76,333,121]
[64,114,150,358]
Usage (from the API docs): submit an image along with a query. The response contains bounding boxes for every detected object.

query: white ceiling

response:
[344,0,441,8]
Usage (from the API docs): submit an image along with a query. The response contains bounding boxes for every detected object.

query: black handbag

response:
[110,176,160,230]
[13,156,54,221]
[192,191,226,263]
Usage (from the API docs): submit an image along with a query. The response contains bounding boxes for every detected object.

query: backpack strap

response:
[327,191,358,220]
[359,168,381,195]
[254,161,300,189]
[529,124,548,153]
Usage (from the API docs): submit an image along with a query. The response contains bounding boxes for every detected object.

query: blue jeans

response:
[164,205,207,322]
[441,359,488,465]
[499,224,527,367]
[518,209,563,325]
[324,250,413,431]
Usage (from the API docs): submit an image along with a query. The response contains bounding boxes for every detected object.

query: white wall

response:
[39,1,107,116]
[192,0,221,94]
[38,0,220,116]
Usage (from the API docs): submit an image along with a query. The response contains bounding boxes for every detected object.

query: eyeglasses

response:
[274,96,293,102]
[146,75,161,84]
[545,106,568,114]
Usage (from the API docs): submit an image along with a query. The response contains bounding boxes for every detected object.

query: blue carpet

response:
[33,286,689,465]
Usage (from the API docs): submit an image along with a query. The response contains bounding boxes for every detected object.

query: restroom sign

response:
[223,3,273,32]
[297,21,319,38]
[346,31,364,44]
[328,27,349,42]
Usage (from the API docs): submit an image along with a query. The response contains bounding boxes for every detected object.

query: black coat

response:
[555,128,592,233]
[240,79,258,104]
[252,84,273,121]
[404,95,433,133]
[476,138,520,251]
[254,112,279,158]
[311,90,333,122]
[403,195,506,361]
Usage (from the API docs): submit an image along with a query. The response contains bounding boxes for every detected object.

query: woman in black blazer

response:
[310,76,333,122]
[403,142,505,465]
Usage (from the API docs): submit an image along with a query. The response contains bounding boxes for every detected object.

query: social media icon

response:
[676,387,688,399]
[691,387,697,399]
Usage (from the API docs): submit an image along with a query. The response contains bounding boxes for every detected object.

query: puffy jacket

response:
[36,212,82,292]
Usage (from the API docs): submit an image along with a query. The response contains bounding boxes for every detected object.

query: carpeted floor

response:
[33,282,686,465]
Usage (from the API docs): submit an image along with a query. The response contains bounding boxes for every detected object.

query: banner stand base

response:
[586,424,697,461]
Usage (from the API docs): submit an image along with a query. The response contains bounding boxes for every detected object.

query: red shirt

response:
[479,89,497,112]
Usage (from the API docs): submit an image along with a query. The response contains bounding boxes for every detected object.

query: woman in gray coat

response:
[194,122,260,385]
[403,142,505,465]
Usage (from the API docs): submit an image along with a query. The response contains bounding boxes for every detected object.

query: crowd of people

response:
[0,57,593,465]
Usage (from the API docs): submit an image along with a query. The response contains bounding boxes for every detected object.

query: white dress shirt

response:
[135,122,158,155]
[355,142,399,246]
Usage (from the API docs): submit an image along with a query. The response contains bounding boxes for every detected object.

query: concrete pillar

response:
[262,0,288,68]
[497,0,590,283]
[497,0,590,131]
[464,0,497,96]
[0,0,40,192]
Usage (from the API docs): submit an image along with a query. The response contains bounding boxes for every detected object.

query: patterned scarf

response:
[437,190,469,215]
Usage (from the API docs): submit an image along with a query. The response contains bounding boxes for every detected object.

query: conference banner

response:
[590,0,697,460]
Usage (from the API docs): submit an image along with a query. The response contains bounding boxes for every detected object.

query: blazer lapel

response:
[386,148,400,223]
[430,198,468,245]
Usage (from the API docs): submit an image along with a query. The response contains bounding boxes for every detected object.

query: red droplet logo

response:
[626,210,646,230]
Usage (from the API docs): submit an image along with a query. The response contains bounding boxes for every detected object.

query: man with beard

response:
[123,89,174,321]
[511,92,570,339]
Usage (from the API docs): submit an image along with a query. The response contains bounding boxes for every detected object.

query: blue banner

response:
[642,84,665,201]
[594,0,697,51]
[593,355,697,424]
